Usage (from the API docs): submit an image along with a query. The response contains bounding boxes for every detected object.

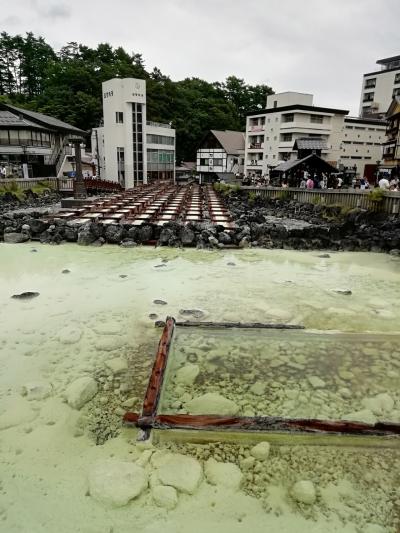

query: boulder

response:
[66,377,98,409]
[21,381,53,401]
[204,458,242,490]
[307,376,326,389]
[77,226,96,246]
[180,226,195,245]
[4,232,29,243]
[157,453,202,494]
[290,480,316,504]
[186,393,239,415]
[330,288,352,295]
[250,441,271,460]
[152,485,178,510]
[11,291,39,300]
[104,224,124,244]
[58,326,82,345]
[179,309,205,319]
[88,461,148,507]
[120,239,137,248]
[361,393,394,416]
[175,364,200,386]
[342,409,377,425]
[105,357,128,376]
[218,231,231,244]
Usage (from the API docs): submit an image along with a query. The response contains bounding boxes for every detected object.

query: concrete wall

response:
[360,68,400,116]
[341,119,386,176]
[266,92,313,109]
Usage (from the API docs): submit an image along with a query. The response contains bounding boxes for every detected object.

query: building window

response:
[281,133,292,142]
[365,78,376,89]
[117,147,125,187]
[345,125,353,129]
[146,134,174,145]
[392,88,400,98]
[395,73,400,84]
[116,112,123,124]
[363,92,374,103]
[310,114,324,124]
[273,101,277,108]
[132,103,144,185]
[282,113,294,123]
[274,136,277,141]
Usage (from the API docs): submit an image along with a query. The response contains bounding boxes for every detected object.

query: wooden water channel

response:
[123,317,400,441]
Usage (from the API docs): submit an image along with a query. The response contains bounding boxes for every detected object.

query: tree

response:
[0,33,275,161]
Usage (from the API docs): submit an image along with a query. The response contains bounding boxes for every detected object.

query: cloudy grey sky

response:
[1,0,399,115]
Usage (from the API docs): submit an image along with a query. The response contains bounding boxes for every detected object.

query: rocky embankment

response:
[0,190,61,214]
[1,192,400,253]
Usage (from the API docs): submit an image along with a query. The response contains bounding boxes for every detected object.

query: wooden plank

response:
[123,412,400,438]
[174,321,305,329]
[141,317,175,417]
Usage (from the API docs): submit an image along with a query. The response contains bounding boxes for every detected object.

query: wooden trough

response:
[123,317,400,441]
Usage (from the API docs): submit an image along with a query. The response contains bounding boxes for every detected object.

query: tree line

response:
[0,32,274,162]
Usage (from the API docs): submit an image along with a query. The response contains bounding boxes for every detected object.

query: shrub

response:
[368,187,385,212]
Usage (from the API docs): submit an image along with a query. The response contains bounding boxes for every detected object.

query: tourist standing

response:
[306,176,314,189]
[379,176,390,189]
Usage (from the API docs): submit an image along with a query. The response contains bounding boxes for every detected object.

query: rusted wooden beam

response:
[141,316,175,417]
[123,412,400,437]
[174,321,305,329]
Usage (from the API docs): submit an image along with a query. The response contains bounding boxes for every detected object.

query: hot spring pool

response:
[0,243,399,533]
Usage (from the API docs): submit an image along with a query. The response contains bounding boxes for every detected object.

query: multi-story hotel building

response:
[92,78,175,188]
[244,92,385,178]
[382,97,400,169]
[359,55,400,119]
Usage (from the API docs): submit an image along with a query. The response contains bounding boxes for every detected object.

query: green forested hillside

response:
[0,32,273,161]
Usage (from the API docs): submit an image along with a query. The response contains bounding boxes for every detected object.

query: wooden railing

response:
[0,177,122,193]
[241,186,400,215]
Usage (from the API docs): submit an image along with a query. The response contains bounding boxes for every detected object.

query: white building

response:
[92,78,175,189]
[245,92,347,177]
[340,116,386,176]
[196,130,245,182]
[244,92,386,179]
[359,55,400,119]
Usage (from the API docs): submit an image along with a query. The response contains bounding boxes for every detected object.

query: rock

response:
[11,291,39,300]
[153,299,167,305]
[204,458,242,490]
[389,249,400,256]
[179,309,205,319]
[21,381,53,401]
[317,254,330,258]
[21,224,31,232]
[330,288,352,295]
[4,232,30,243]
[77,226,96,246]
[290,480,316,505]
[58,326,82,345]
[66,377,98,409]
[105,357,128,376]
[240,456,256,471]
[95,336,125,351]
[180,226,195,246]
[208,236,219,247]
[62,269,71,274]
[239,236,251,248]
[104,224,124,244]
[249,382,266,396]
[88,461,148,507]
[157,453,202,494]
[307,376,326,389]
[186,393,239,415]
[343,409,377,425]
[152,485,178,510]
[227,262,236,266]
[218,231,231,244]
[250,441,271,460]
[364,525,386,533]
[149,313,158,320]
[361,393,394,416]
[120,239,137,248]
[175,364,200,386]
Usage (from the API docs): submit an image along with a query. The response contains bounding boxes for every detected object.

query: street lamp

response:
[69,137,87,199]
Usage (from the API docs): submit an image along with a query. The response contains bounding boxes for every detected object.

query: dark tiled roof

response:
[293,138,328,151]
[274,153,336,173]
[1,103,86,134]
[0,110,49,130]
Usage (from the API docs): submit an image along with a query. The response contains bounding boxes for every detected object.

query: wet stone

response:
[153,299,168,305]
[11,292,39,300]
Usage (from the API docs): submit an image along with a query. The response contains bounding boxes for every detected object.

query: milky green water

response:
[0,243,399,533]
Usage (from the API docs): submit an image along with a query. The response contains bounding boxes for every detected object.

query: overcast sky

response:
[2,0,399,115]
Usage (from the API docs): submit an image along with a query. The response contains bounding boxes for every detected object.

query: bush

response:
[213,182,240,197]
[368,187,385,212]
[0,181,25,201]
